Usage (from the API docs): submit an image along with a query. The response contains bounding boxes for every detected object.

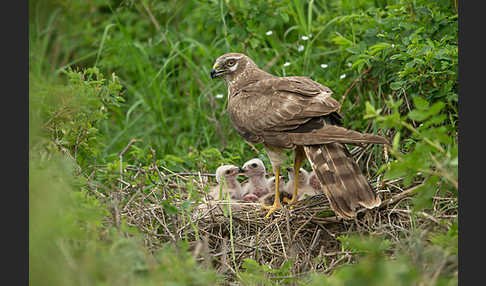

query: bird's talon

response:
[262,202,282,218]
[283,197,298,205]
[261,204,272,210]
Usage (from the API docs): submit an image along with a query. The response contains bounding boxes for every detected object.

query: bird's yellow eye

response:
[227,59,236,66]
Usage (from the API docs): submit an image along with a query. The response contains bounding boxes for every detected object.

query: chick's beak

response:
[238,167,245,174]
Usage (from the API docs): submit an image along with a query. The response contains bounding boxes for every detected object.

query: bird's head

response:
[240,158,266,177]
[210,53,255,80]
[267,176,285,189]
[215,164,242,184]
[287,167,310,186]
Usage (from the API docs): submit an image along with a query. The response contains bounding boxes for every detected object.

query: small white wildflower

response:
[391,44,395,48]
[309,33,313,38]
[215,94,224,99]
[320,64,328,69]
[347,62,352,67]
[301,35,309,41]
[298,45,305,52]
[340,74,346,79]
[266,30,273,36]
[283,62,291,67]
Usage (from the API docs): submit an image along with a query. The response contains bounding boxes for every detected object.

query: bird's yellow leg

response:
[262,166,282,218]
[284,147,306,208]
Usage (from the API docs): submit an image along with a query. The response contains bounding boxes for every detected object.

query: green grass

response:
[29,0,457,285]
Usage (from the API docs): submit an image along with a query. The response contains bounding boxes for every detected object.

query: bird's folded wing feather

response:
[236,77,341,133]
[289,124,389,145]
[232,76,389,146]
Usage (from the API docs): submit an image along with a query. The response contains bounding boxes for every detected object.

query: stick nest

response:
[90,147,457,281]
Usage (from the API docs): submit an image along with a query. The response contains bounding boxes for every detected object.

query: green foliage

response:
[430,220,458,256]
[238,258,295,285]
[30,66,124,169]
[365,93,457,210]
[304,233,457,286]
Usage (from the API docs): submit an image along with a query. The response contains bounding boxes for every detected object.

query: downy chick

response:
[260,175,291,206]
[208,165,243,200]
[286,167,318,200]
[240,158,270,202]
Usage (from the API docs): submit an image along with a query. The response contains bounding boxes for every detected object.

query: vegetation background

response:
[29,0,458,285]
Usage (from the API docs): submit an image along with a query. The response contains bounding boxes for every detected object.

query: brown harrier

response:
[210,53,389,219]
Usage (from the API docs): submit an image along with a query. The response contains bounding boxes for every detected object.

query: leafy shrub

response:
[30,66,124,170]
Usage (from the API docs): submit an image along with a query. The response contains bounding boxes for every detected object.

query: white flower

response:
[283,62,291,67]
[340,74,346,79]
[297,45,305,52]
[309,34,313,38]
[301,35,309,40]
[215,94,224,99]
[320,64,328,69]
[266,30,273,36]
[347,62,352,67]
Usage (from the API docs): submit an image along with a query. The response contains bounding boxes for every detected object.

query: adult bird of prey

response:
[210,53,389,219]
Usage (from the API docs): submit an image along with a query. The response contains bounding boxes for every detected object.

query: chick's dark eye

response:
[227,59,236,66]
[251,163,257,168]
[225,170,230,174]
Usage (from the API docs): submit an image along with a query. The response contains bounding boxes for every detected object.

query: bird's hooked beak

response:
[238,167,245,174]
[210,62,223,79]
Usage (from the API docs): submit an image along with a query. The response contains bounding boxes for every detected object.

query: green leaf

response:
[408,110,430,121]
[364,101,382,119]
[428,101,445,115]
[412,176,440,211]
[249,38,260,49]
[412,96,429,110]
[332,35,353,47]
[421,114,447,128]
[390,81,405,90]
[392,131,401,152]
[390,53,407,60]
[368,42,392,55]
[351,58,366,70]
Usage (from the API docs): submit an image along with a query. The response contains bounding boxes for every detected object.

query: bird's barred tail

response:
[303,143,381,219]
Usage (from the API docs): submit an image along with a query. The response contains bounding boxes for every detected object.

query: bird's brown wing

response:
[231,76,389,146]
[288,117,389,145]
[232,76,339,131]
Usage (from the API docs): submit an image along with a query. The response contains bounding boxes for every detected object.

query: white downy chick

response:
[208,165,243,200]
[240,158,271,201]
[260,175,291,205]
[286,167,318,200]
